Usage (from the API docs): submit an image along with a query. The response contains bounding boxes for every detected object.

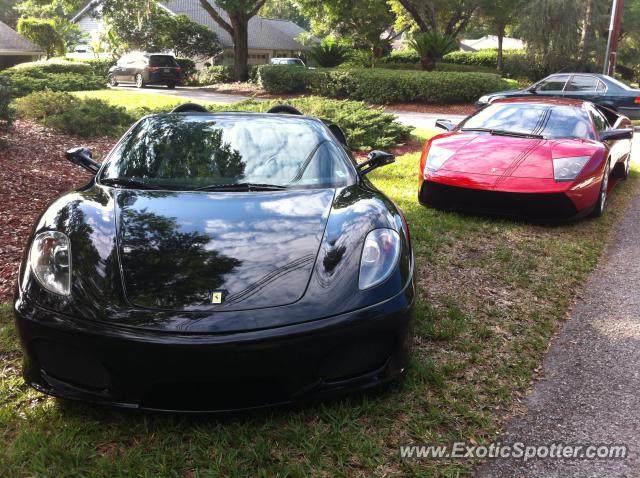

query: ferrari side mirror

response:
[358,150,395,176]
[600,128,633,141]
[65,147,100,174]
[435,119,456,131]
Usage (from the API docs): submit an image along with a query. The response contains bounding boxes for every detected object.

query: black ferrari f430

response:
[14,104,415,412]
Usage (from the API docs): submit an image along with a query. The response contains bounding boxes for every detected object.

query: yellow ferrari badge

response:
[211,291,223,304]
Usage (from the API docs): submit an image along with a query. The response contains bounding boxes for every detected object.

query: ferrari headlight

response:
[552,156,591,182]
[359,229,401,290]
[29,231,71,295]
[426,144,455,172]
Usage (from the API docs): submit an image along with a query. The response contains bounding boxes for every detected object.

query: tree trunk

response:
[420,56,435,71]
[497,26,505,73]
[577,0,595,70]
[231,16,249,82]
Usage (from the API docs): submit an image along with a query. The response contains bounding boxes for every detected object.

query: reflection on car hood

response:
[115,188,335,312]
[435,133,598,180]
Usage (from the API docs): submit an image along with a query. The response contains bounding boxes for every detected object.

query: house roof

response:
[0,20,43,55]
[72,0,314,51]
[459,35,525,52]
[161,0,312,50]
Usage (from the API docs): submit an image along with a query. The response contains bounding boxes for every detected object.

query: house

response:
[0,20,44,69]
[71,0,315,65]
[459,35,524,52]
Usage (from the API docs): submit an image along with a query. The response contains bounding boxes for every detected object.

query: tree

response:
[260,0,309,29]
[309,37,351,67]
[392,0,480,37]
[17,17,65,58]
[296,0,395,66]
[409,30,457,70]
[167,14,222,60]
[101,1,221,61]
[198,0,267,82]
[0,0,19,28]
[479,0,524,72]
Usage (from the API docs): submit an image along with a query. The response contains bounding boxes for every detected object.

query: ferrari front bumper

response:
[14,279,415,412]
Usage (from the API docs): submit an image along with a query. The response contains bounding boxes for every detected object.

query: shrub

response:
[15,90,410,150]
[442,50,546,80]
[175,57,196,80]
[193,64,258,85]
[15,91,134,137]
[409,32,457,71]
[77,58,114,77]
[260,66,514,104]
[0,76,14,131]
[47,98,132,136]
[380,50,420,64]
[14,90,77,120]
[8,59,92,74]
[257,65,314,94]
[0,60,104,96]
[309,38,351,68]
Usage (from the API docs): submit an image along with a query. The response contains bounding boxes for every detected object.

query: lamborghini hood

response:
[434,133,597,180]
[115,189,334,312]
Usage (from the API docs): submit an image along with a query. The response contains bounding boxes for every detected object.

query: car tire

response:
[167,83,176,89]
[591,159,610,218]
[135,74,145,88]
[108,74,119,87]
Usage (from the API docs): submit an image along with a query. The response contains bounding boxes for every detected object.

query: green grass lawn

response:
[1,114,639,475]
[72,89,201,110]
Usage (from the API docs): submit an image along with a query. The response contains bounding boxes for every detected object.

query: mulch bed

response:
[382,102,477,115]
[0,121,116,302]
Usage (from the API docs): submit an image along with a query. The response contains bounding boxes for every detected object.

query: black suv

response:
[108,53,183,89]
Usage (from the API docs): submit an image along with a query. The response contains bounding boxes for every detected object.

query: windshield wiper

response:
[461,127,544,139]
[100,177,163,190]
[194,182,290,192]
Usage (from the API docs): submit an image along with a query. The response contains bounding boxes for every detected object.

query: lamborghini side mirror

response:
[357,150,395,176]
[435,119,456,131]
[65,147,100,174]
[600,128,633,141]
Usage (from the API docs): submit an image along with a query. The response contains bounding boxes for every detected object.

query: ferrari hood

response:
[115,188,334,312]
[435,134,596,180]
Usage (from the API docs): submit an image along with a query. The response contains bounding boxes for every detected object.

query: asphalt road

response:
[109,85,467,129]
[477,138,640,478]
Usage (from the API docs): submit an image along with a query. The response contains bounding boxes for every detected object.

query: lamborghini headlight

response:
[552,156,591,182]
[29,231,71,295]
[359,229,401,290]
[425,144,455,172]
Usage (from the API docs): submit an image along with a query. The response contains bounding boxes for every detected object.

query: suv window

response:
[537,75,570,91]
[567,75,599,92]
[149,55,179,67]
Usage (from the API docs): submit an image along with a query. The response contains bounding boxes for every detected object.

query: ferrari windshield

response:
[101,114,354,190]
[459,103,595,140]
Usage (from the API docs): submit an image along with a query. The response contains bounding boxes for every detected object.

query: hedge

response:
[0,60,105,97]
[258,65,515,104]
[192,64,259,85]
[442,50,546,80]
[0,75,13,131]
[15,91,411,150]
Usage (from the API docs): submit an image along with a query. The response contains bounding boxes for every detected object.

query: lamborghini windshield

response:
[459,103,595,140]
[100,114,354,190]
